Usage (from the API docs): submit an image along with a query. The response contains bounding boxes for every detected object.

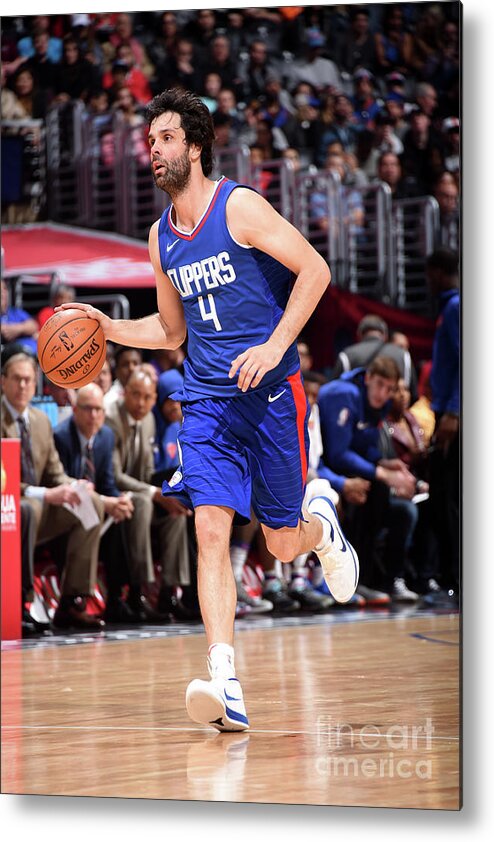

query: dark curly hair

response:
[145,88,215,177]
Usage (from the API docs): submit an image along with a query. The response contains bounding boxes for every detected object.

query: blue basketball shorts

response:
[162,371,310,529]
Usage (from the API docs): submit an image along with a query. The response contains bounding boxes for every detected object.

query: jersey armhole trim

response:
[226,184,256,250]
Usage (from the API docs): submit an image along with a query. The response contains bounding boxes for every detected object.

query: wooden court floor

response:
[1,609,460,809]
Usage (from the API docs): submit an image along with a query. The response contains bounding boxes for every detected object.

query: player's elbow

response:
[320,258,331,289]
[167,330,186,350]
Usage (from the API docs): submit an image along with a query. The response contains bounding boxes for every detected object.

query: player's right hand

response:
[54,302,113,336]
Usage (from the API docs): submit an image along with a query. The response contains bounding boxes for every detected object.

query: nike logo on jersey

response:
[268,389,286,403]
[166,239,180,252]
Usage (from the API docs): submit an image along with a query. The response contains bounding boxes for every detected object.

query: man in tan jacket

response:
[1,352,105,631]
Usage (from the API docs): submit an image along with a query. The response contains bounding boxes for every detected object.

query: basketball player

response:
[58,88,359,732]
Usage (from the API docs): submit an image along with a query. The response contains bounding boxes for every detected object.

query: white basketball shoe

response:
[305,479,359,603]
[186,676,249,732]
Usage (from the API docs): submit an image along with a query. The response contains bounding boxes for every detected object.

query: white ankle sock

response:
[208,643,236,679]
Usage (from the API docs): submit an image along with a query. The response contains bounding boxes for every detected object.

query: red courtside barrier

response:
[1,440,22,640]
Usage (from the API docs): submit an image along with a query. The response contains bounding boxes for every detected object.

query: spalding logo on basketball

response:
[37,308,107,388]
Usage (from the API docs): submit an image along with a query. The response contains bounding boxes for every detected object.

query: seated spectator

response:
[414,81,439,120]
[10,65,49,119]
[318,356,418,600]
[1,352,105,630]
[153,38,201,96]
[1,279,38,356]
[24,27,58,97]
[315,94,360,166]
[401,108,444,195]
[374,151,412,200]
[433,171,459,251]
[331,313,417,400]
[53,35,100,104]
[225,9,248,57]
[283,86,320,166]
[236,39,279,104]
[104,345,143,409]
[105,369,195,623]
[335,6,377,75]
[213,87,246,138]
[253,117,288,157]
[104,43,152,106]
[243,6,283,54]
[17,15,63,64]
[384,93,408,140]
[201,72,222,113]
[259,72,295,135]
[343,150,369,188]
[183,8,218,65]
[213,111,235,149]
[202,34,239,92]
[310,151,365,241]
[289,27,342,94]
[381,377,439,594]
[351,68,382,129]
[1,63,28,120]
[53,383,137,624]
[146,11,180,69]
[410,4,445,81]
[361,112,404,179]
[108,12,154,80]
[374,4,413,76]
[112,86,149,166]
[37,284,76,329]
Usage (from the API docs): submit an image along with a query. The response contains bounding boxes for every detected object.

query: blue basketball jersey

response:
[157,177,300,400]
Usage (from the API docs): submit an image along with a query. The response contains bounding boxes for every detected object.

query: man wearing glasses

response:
[1,353,106,631]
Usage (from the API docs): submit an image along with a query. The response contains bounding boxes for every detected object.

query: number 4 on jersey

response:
[198,294,222,332]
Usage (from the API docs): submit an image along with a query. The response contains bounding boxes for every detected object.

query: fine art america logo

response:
[56,336,101,381]
[315,716,434,781]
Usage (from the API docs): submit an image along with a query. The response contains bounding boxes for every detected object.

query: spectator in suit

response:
[53,383,136,623]
[1,352,105,630]
[105,369,193,622]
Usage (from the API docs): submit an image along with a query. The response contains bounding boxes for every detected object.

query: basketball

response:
[37,309,107,388]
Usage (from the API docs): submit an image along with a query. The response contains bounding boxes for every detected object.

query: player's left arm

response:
[227,188,331,392]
